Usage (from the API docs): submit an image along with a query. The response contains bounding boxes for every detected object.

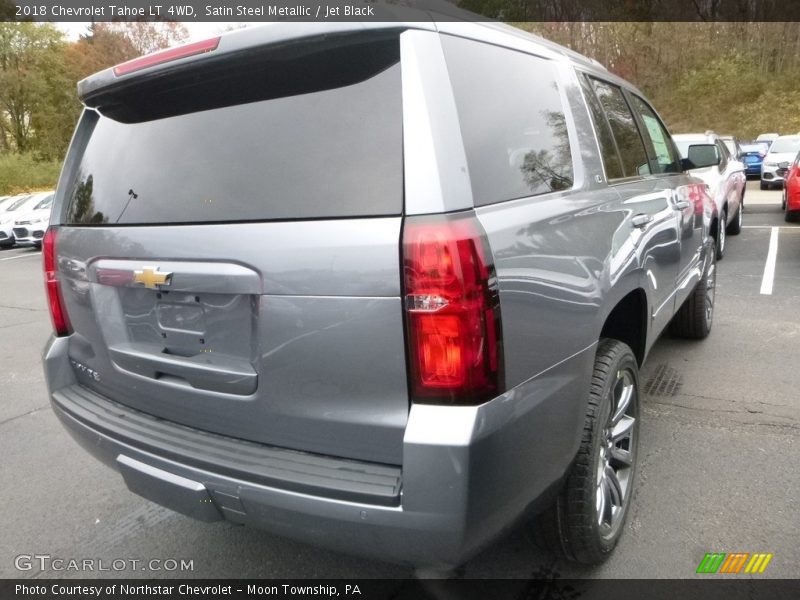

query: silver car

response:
[43,20,716,568]
[0,193,36,248]
[12,191,54,249]
[673,132,746,259]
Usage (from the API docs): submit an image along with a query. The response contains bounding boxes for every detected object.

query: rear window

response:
[64,36,402,225]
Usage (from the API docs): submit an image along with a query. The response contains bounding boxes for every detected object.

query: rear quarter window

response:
[442,35,574,207]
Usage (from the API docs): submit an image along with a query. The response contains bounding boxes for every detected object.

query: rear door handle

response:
[631,214,654,228]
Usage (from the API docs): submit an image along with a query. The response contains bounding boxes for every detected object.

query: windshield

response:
[4,196,32,211]
[769,137,800,154]
[33,195,54,210]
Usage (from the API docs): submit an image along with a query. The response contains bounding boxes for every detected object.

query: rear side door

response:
[625,92,703,312]
[582,76,683,337]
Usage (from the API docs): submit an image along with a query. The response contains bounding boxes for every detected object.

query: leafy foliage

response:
[0,152,62,194]
[516,22,800,139]
[0,22,188,193]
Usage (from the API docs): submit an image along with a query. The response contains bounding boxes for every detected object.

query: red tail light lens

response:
[43,227,71,337]
[113,37,220,77]
[402,213,503,405]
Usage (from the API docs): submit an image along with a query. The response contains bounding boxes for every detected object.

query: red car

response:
[782,151,800,222]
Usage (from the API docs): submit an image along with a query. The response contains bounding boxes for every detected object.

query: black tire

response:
[760,180,768,190]
[786,209,799,223]
[727,201,742,235]
[782,190,787,210]
[714,209,726,260]
[670,247,716,339]
[534,339,640,564]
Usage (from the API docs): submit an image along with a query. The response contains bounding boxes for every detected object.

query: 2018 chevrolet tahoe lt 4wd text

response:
[42,20,718,567]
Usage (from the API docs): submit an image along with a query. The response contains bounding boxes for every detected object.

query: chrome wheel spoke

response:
[610,445,633,467]
[610,415,635,442]
[611,373,633,424]
[596,478,607,526]
[605,465,623,508]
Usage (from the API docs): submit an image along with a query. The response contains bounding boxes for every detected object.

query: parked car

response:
[0,193,36,248]
[740,142,769,178]
[781,151,800,222]
[12,191,54,248]
[720,135,743,160]
[673,132,746,259]
[43,21,717,568]
[756,133,780,144]
[761,134,800,189]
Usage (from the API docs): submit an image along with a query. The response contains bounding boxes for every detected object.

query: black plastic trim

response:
[53,384,402,506]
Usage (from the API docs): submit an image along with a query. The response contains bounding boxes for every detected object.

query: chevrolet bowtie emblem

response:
[133,266,172,289]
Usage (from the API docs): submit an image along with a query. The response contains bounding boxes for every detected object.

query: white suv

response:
[673,132,746,259]
[761,134,800,190]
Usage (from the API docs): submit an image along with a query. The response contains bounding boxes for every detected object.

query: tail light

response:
[402,213,503,405]
[43,227,71,336]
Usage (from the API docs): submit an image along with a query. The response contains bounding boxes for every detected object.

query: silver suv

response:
[43,21,717,568]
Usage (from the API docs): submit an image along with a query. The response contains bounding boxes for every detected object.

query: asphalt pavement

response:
[1,180,798,580]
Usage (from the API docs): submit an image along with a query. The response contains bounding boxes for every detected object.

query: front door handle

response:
[673,200,692,210]
[631,214,654,228]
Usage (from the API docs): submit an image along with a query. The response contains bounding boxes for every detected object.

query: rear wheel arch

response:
[599,288,647,367]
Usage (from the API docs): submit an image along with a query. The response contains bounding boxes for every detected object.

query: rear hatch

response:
[53,32,408,465]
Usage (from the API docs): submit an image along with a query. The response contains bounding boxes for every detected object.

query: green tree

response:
[0,22,67,154]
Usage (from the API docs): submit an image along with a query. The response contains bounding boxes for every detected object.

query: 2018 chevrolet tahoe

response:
[43,20,718,567]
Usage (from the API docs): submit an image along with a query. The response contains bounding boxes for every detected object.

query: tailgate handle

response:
[109,343,257,396]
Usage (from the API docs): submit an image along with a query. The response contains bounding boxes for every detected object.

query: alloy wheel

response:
[705,253,716,327]
[596,369,637,540]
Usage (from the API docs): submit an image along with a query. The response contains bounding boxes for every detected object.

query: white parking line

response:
[0,252,40,261]
[742,225,800,230]
[760,227,779,295]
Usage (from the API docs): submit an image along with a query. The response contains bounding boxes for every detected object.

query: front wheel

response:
[534,339,640,564]
[760,180,768,190]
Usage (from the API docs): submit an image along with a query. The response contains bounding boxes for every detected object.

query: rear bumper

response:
[44,335,591,567]
[744,164,761,176]
[786,186,800,211]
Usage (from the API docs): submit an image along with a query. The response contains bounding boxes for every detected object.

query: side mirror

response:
[685,144,721,169]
